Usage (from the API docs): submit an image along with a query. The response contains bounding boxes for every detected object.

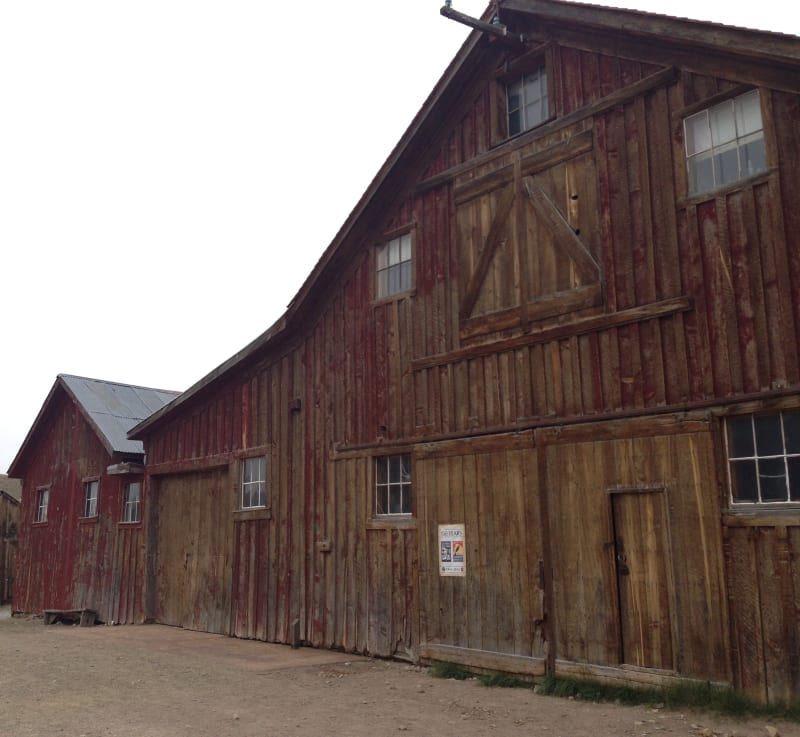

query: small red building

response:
[9,375,179,622]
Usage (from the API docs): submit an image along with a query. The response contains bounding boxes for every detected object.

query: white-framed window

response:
[241,456,267,509]
[82,479,99,518]
[35,487,49,523]
[376,233,412,300]
[726,411,800,505]
[122,481,141,523]
[684,89,766,196]
[375,454,412,516]
[507,66,548,136]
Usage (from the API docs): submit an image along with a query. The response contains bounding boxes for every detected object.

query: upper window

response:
[122,481,141,523]
[507,66,548,137]
[241,456,267,509]
[35,487,49,523]
[82,479,99,518]
[726,411,800,505]
[376,233,412,300]
[375,454,412,516]
[684,89,766,196]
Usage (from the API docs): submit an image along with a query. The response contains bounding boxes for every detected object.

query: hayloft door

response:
[610,490,674,670]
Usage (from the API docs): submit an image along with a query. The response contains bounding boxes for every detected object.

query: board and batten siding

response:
[138,35,800,702]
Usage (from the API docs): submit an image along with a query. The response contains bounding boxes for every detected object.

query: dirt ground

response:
[0,607,796,737]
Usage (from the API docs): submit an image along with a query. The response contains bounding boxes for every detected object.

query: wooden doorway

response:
[610,489,675,670]
[152,468,233,634]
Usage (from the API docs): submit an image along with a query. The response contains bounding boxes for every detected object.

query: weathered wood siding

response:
[13,393,144,623]
[139,32,800,701]
[724,522,800,705]
[0,492,19,604]
[540,421,729,681]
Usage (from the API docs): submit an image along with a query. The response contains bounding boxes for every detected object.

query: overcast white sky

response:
[1,1,797,473]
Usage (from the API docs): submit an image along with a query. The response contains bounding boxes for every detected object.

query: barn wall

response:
[139,35,800,701]
[13,393,144,623]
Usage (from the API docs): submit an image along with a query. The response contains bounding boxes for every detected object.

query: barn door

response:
[153,468,233,633]
[610,490,674,670]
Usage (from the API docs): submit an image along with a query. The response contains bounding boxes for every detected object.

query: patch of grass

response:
[477,673,532,688]
[429,662,473,680]
[427,665,799,722]
[535,676,800,723]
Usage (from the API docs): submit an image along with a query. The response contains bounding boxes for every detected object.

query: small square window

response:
[507,66,548,136]
[241,456,267,509]
[122,481,141,523]
[726,410,800,505]
[35,487,49,523]
[684,89,766,196]
[375,454,412,516]
[82,480,99,518]
[376,233,412,300]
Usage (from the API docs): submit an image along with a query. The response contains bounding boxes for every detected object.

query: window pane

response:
[735,90,762,136]
[709,101,735,145]
[508,109,521,136]
[688,154,714,196]
[685,112,711,155]
[389,483,402,514]
[727,416,754,458]
[400,233,411,262]
[399,261,412,292]
[714,144,740,187]
[784,411,800,453]
[376,457,388,485]
[400,455,411,483]
[389,456,402,483]
[755,414,783,456]
[740,134,766,177]
[730,460,758,502]
[759,458,788,501]
[788,457,800,502]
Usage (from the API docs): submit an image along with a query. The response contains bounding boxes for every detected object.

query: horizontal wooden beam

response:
[418,643,546,676]
[459,284,603,340]
[414,296,692,371]
[555,658,731,689]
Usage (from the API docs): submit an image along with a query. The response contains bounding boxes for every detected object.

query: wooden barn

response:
[128,0,800,704]
[0,475,21,604]
[9,375,179,623]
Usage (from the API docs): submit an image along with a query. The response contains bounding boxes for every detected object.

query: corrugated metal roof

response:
[59,374,180,456]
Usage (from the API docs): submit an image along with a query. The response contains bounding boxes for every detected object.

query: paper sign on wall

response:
[438,524,466,577]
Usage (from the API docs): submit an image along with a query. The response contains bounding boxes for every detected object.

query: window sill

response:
[233,507,272,522]
[118,521,143,527]
[32,521,49,527]
[78,516,99,526]
[366,516,416,531]
[723,507,800,527]
[372,288,416,307]
[678,168,774,208]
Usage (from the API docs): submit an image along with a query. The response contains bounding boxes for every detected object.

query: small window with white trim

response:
[507,66,549,136]
[683,89,766,196]
[241,456,267,509]
[35,487,49,523]
[726,411,800,505]
[122,481,141,523]
[375,454,412,516]
[82,479,99,518]
[376,233,412,300]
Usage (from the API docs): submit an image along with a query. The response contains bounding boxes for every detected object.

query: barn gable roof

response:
[129,0,799,439]
[7,375,180,476]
